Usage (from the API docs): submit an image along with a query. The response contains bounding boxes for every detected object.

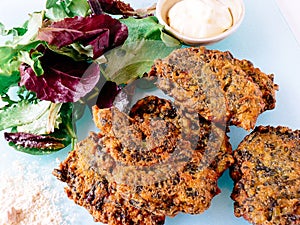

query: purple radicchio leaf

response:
[19,45,100,103]
[96,81,121,109]
[37,14,128,59]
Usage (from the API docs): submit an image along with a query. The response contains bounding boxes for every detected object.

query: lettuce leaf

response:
[3,12,44,47]
[45,0,90,21]
[3,102,75,155]
[121,16,181,46]
[19,45,100,103]
[101,17,181,85]
[16,103,63,135]
[0,12,44,94]
[4,132,66,153]
[0,70,20,95]
[0,100,52,131]
[38,14,128,59]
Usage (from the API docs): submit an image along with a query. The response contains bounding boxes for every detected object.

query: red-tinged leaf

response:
[4,132,65,150]
[38,14,128,59]
[88,0,155,17]
[95,0,134,15]
[86,0,103,15]
[19,45,100,103]
[96,81,121,109]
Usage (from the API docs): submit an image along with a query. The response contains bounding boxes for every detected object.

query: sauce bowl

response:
[156,0,245,45]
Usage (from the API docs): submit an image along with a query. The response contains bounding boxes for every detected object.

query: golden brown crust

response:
[93,96,181,166]
[53,134,166,225]
[231,126,300,225]
[148,47,278,130]
[92,96,234,216]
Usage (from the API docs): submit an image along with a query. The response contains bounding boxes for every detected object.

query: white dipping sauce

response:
[167,0,233,38]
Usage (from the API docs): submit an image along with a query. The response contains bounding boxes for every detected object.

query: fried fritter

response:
[148,47,278,130]
[93,96,181,166]
[53,134,166,225]
[92,96,234,216]
[231,126,300,225]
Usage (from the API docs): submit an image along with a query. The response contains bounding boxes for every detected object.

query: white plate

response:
[0,0,300,225]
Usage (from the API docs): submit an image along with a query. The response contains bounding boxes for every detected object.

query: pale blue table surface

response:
[0,0,299,225]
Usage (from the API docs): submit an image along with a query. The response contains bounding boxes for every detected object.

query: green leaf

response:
[68,0,90,17]
[47,44,90,61]
[121,16,162,43]
[120,16,181,47]
[0,71,20,94]
[19,50,44,76]
[160,31,181,47]
[59,102,77,148]
[5,102,75,155]
[45,5,69,21]
[0,22,4,35]
[101,16,182,84]
[17,103,63,135]
[0,41,42,94]
[0,46,17,66]
[0,41,40,67]
[102,40,180,85]
[46,0,58,9]
[9,12,44,46]
[0,23,27,38]
[0,12,44,91]
[47,103,63,133]
[45,0,90,21]
[0,100,52,130]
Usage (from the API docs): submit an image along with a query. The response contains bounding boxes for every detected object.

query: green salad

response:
[0,0,181,155]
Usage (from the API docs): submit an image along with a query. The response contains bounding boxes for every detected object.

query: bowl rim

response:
[156,0,246,44]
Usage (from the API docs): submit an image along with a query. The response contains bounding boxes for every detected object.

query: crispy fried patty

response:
[92,96,233,216]
[54,96,234,223]
[148,47,278,130]
[231,126,300,225]
[93,96,181,166]
[53,134,165,225]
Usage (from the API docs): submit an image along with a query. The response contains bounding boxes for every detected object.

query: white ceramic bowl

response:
[156,0,245,45]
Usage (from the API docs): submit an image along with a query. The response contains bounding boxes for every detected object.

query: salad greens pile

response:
[0,0,182,155]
